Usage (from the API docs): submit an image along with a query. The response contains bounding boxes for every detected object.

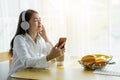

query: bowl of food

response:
[78,54,112,70]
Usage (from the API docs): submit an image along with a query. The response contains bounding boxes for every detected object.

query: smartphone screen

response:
[58,37,67,48]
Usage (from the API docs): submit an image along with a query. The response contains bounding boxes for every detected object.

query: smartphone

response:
[58,37,67,48]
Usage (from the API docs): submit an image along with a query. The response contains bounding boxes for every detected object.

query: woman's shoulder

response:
[14,34,26,41]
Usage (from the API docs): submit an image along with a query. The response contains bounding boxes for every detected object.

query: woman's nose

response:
[38,19,41,23]
[38,20,41,25]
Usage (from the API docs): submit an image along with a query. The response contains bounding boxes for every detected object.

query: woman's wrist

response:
[46,55,52,61]
[46,55,49,61]
[42,35,49,42]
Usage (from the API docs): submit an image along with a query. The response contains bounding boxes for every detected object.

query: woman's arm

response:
[39,25,53,47]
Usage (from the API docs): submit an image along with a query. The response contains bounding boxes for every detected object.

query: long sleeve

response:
[13,35,50,68]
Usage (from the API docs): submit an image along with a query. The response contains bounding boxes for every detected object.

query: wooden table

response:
[11,56,120,80]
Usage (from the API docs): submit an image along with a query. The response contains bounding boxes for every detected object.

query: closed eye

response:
[34,18,41,22]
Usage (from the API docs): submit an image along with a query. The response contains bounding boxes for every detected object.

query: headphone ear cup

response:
[21,21,29,31]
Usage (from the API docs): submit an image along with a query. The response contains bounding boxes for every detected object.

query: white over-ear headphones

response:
[21,11,30,31]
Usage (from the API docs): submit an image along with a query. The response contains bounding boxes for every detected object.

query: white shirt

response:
[8,33,52,78]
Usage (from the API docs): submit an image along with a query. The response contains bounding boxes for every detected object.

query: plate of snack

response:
[78,54,112,70]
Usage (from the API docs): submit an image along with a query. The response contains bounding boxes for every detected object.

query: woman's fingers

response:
[53,43,59,50]
[58,42,65,49]
[51,42,65,58]
[62,48,65,53]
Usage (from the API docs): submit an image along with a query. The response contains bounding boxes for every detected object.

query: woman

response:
[7,9,65,80]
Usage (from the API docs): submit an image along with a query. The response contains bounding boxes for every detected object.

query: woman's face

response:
[29,13,42,33]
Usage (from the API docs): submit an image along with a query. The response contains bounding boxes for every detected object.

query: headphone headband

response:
[22,11,26,22]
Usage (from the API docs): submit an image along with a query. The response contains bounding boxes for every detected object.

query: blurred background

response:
[1,0,120,57]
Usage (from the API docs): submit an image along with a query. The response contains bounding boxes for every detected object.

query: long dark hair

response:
[9,9,38,57]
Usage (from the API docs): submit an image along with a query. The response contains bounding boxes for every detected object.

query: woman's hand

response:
[47,42,65,61]
[39,25,46,37]
[39,25,49,42]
